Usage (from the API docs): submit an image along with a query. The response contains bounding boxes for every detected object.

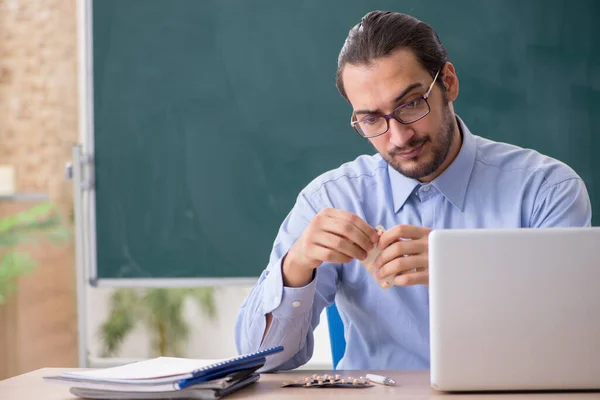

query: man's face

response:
[342,49,459,181]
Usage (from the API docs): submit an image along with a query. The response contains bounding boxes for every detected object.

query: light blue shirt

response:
[235,117,591,371]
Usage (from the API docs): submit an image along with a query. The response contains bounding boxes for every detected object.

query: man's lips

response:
[393,140,426,159]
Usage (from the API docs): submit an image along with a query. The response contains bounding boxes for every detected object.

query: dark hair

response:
[336,11,448,100]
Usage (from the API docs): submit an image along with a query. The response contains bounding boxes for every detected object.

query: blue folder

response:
[174,346,282,389]
[176,357,267,389]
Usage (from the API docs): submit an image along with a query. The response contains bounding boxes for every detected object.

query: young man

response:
[235,11,591,371]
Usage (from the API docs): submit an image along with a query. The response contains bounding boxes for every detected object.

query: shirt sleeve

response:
[234,191,340,372]
[530,177,592,228]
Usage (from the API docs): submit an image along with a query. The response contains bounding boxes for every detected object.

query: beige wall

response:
[0,0,79,378]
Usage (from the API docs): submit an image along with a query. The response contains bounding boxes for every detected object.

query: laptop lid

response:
[429,227,600,391]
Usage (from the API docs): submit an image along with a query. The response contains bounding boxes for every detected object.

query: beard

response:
[385,102,455,180]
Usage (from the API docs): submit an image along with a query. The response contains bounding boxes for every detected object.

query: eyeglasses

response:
[350,70,441,138]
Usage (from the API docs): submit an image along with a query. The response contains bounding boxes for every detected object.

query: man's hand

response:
[283,208,380,287]
[373,224,432,287]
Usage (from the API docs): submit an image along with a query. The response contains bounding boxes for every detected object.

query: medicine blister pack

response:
[360,225,395,289]
[281,374,374,388]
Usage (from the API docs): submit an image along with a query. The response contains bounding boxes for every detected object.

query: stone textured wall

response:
[0,0,79,377]
[0,0,78,201]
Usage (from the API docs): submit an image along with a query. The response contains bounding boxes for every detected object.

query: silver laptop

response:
[429,227,600,392]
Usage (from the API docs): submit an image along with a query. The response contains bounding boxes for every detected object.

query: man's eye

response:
[362,117,380,125]
[404,99,420,108]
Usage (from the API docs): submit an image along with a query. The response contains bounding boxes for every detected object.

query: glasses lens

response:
[396,98,429,123]
[355,116,387,137]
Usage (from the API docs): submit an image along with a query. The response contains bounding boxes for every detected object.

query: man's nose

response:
[387,118,415,148]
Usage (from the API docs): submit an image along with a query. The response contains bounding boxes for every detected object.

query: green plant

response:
[0,202,69,304]
[99,287,217,357]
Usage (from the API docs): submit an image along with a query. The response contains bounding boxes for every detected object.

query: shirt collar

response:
[388,116,477,213]
[388,164,420,213]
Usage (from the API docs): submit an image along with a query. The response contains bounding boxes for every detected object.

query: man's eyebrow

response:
[354,82,423,116]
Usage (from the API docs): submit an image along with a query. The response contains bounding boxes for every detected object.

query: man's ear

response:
[441,62,459,102]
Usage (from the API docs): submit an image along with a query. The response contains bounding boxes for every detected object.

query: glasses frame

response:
[351,69,441,139]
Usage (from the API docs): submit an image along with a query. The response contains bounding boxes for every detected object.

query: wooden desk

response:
[1,368,599,399]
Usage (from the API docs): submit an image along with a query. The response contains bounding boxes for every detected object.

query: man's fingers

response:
[309,244,353,264]
[312,231,367,261]
[376,253,428,280]
[324,208,379,244]
[324,217,374,253]
[378,224,431,249]
[393,269,429,286]
[373,240,426,270]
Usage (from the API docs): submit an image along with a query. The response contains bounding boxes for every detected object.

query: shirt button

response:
[422,185,431,192]
[292,301,301,308]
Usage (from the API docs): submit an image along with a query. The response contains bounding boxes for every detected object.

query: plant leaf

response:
[188,287,217,319]
[0,252,36,305]
[98,288,141,357]
[98,287,217,357]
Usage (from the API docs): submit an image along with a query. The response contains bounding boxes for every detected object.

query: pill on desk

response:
[353,379,359,385]
[335,374,341,380]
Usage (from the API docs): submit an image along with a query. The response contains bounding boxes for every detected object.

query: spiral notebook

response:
[46,346,283,391]
[67,373,261,400]
[45,362,264,393]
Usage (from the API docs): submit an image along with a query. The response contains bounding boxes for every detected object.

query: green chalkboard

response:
[91,0,599,280]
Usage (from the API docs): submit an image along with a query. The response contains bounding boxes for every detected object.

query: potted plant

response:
[99,286,217,357]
